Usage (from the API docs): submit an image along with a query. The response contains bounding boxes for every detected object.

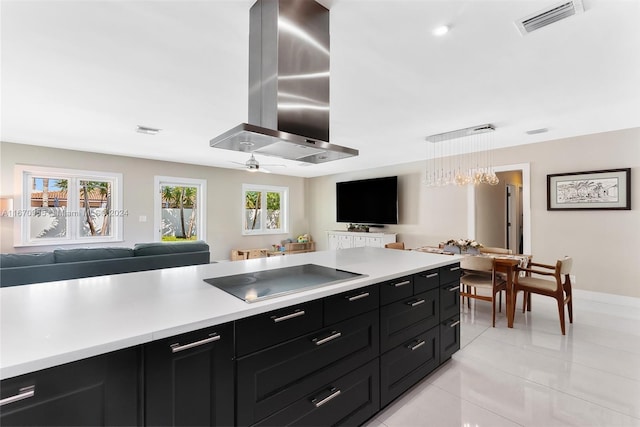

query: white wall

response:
[308,127,640,298]
[0,142,308,261]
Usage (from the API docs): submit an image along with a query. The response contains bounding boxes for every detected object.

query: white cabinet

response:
[327,231,396,250]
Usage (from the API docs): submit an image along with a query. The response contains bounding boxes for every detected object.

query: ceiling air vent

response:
[515,0,584,35]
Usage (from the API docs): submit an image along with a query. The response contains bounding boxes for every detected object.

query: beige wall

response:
[0,142,308,261]
[308,127,640,298]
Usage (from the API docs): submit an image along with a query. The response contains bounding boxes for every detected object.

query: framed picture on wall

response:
[547,168,631,210]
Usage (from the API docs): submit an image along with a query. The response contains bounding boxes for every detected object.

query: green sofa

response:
[0,241,210,287]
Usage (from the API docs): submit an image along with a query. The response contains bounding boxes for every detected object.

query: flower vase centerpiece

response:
[443,238,483,254]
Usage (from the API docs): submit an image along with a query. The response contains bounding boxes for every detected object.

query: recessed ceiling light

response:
[526,128,548,135]
[136,125,161,135]
[433,25,449,36]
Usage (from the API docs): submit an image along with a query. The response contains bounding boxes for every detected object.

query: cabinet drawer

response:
[440,315,461,362]
[440,263,462,285]
[440,282,461,321]
[380,288,439,353]
[235,299,323,357]
[324,285,379,325]
[414,269,440,293]
[236,310,379,426]
[380,275,414,305]
[380,327,439,408]
[254,359,380,427]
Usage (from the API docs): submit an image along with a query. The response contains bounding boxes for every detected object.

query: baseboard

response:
[572,289,640,308]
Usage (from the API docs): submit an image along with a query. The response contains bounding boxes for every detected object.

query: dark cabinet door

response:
[0,348,140,426]
[380,327,439,408]
[236,310,379,426]
[380,288,439,353]
[440,315,461,362]
[145,322,234,427]
[440,281,461,321]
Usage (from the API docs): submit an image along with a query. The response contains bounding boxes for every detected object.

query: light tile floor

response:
[366,290,640,427]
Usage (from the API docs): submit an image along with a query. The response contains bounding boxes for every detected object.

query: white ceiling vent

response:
[515,0,584,35]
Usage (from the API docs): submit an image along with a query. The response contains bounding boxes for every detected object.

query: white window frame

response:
[14,165,123,247]
[154,176,207,242]
[242,184,289,235]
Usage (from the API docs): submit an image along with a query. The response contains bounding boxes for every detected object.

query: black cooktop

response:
[204,264,364,303]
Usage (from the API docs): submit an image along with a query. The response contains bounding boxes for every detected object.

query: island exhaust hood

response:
[209,0,358,164]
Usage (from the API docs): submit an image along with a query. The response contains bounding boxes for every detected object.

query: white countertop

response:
[0,247,460,380]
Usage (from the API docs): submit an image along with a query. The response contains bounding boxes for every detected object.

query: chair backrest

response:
[557,256,573,275]
[385,242,405,250]
[460,255,494,273]
[480,247,513,255]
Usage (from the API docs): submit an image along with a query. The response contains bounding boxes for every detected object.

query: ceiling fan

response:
[231,154,285,173]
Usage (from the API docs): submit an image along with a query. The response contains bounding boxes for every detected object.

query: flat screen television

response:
[336,176,398,225]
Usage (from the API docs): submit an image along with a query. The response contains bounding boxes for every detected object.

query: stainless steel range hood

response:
[209,0,358,164]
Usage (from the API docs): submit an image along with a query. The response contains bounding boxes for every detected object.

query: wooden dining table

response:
[493,258,521,328]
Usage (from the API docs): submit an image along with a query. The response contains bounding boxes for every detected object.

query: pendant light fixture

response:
[425,124,499,187]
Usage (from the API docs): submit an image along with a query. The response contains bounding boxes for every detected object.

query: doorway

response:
[467,163,531,254]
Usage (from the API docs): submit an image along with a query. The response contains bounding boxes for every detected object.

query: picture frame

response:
[547,168,631,211]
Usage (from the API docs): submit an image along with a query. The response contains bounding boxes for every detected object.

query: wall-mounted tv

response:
[336,176,398,225]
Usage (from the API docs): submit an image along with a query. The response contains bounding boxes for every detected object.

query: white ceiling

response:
[2,0,639,178]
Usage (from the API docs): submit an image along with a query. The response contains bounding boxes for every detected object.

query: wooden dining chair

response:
[385,242,405,250]
[513,256,573,335]
[460,256,507,327]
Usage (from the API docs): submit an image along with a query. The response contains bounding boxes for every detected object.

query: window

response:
[16,166,123,246]
[154,176,207,242]
[242,184,288,235]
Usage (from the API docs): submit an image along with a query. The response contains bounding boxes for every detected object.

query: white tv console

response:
[327,230,397,250]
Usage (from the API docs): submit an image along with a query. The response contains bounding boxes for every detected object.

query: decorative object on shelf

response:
[547,168,631,210]
[347,224,369,232]
[443,238,483,254]
[424,124,499,187]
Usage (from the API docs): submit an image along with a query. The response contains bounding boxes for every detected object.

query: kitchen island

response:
[0,247,462,426]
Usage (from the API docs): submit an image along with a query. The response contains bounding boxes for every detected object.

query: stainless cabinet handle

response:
[407,299,425,307]
[346,292,370,302]
[408,340,426,351]
[271,309,305,323]
[450,266,461,271]
[425,273,438,278]
[449,320,461,328]
[392,280,411,288]
[0,386,35,407]
[448,285,460,292]
[171,333,220,353]
[313,331,342,346]
[312,388,341,408]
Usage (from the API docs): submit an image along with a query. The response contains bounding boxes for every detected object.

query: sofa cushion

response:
[133,241,209,257]
[54,247,134,263]
[0,252,55,268]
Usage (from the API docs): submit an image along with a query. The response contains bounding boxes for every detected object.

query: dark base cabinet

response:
[144,322,234,427]
[380,327,439,407]
[236,311,379,426]
[254,359,380,427]
[439,263,462,362]
[0,348,140,426]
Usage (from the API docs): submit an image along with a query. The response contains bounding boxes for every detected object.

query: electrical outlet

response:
[139,215,147,223]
